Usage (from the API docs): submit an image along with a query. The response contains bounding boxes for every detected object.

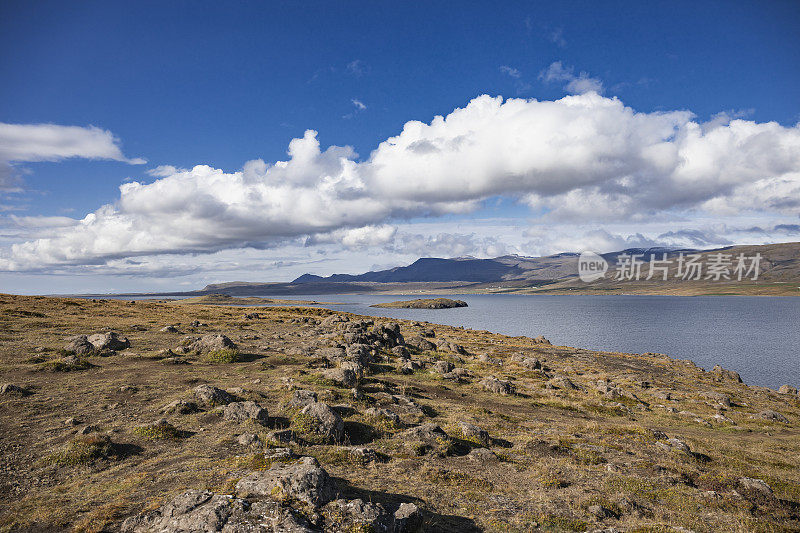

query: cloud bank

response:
[2,93,799,271]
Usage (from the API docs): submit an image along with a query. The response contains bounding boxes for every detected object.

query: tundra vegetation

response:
[0,294,799,532]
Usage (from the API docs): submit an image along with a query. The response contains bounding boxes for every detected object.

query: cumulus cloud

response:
[396,232,508,258]
[541,61,604,94]
[2,93,800,272]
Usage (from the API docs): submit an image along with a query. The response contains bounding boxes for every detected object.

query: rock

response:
[345,344,372,365]
[0,383,29,396]
[712,365,742,383]
[64,335,95,355]
[393,502,422,532]
[401,360,420,374]
[738,477,773,495]
[264,447,295,461]
[296,402,344,443]
[267,429,298,444]
[432,360,454,374]
[193,384,235,406]
[324,361,363,388]
[64,417,79,426]
[779,384,798,395]
[588,504,613,519]
[286,389,319,410]
[404,336,436,352]
[160,325,179,333]
[237,433,261,446]
[187,334,237,354]
[365,407,401,426]
[533,335,551,345]
[520,357,541,370]
[87,332,130,351]
[457,422,490,446]
[467,448,498,462]
[235,456,333,506]
[120,490,247,532]
[223,401,269,424]
[348,447,380,464]
[550,376,580,391]
[77,424,97,435]
[324,498,392,532]
[397,423,453,456]
[754,410,789,423]
[391,346,410,358]
[702,391,732,407]
[162,399,199,415]
[656,437,691,454]
[480,376,514,395]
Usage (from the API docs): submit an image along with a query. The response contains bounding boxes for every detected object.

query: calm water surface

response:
[245,293,800,390]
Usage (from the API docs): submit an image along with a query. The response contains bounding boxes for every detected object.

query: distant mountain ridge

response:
[189,242,800,297]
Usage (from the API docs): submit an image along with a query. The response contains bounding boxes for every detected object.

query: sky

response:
[1,0,799,294]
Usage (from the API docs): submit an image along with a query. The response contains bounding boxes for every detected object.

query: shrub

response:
[47,435,115,466]
[203,348,240,364]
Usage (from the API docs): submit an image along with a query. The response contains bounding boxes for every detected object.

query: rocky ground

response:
[0,294,799,532]
[371,298,468,309]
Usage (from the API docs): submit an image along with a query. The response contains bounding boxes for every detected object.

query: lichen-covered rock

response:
[778,384,798,395]
[64,335,95,355]
[754,409,789,423]
[393,502,423,532]
[738,477,773,496]
[161,399,199,414]
[223,400,269,424]
[457,422,490,446]
[397,423,453,456]
[323,498,392,532]
[235,456,334,506]
[286,389,318,410]
[323,361,363,388]
[87,331,130,351]
[187,334,237,354]
[294,402,344,443]
[193,384,235,406]
[432,360,454,374]
[481,376,514,395]
[0,383,30,396]
[404,336,437,352]
[712,365,742,383]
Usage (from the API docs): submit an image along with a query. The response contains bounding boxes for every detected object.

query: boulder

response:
[457,422,490,446]
[432,360,454,374]
[87,332,130,351]
[223,401,269,424]
[296,402,344,443]
[188,334,237,354]
[779,384,798,395]
[160,325,179,333]
[286,389,318,410]
[161,399,199,415]
[193,384,235,406]
[235,456,333,506]
[520,357,541,370]
[712,365,742,383]
[397,423,453,456]
[738,477,773,496]
[324,361,363,388]
[481,376,514,395]
[0,383,29,396]
[755,410,789,423]
[324,498,392,532]
[394,502,422,532]
[404,336,436,352]
[64,335,95,355]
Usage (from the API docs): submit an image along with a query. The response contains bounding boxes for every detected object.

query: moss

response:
[423,467,493,491]
[132,421,185,440]
[46,435,115,466]
[202,348,240,364]
[535,513,589,532]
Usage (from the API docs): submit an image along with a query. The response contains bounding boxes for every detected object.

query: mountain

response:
[292,257,526,284]
[187,241,800,297]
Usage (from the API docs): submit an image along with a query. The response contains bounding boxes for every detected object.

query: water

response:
[243,293,800,390]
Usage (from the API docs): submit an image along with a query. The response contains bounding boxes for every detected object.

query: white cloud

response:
[541,61,604,94]
[2,93,799,272]
[499,66,521,78]
[396,232,508,258]
[351,99,367,110]
[0,123,145,164]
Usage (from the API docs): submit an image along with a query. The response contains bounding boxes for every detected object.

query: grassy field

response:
[1,294,799,532]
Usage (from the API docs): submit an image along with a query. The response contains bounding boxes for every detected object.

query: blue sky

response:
[1,1,799,293]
